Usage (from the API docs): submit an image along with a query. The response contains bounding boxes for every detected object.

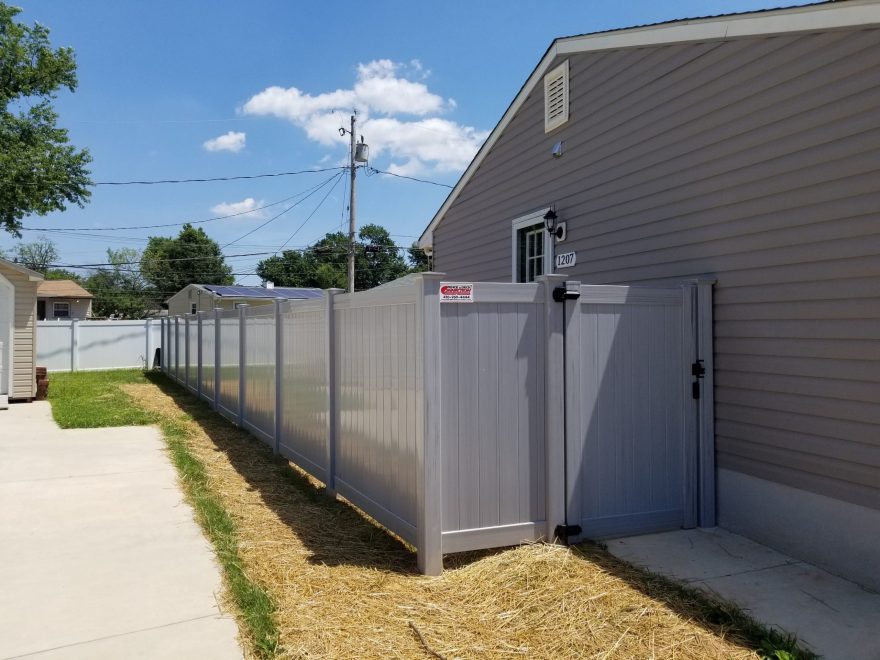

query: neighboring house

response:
[166,283,323,316]
[0,258,43,405]
[36,280,93,320]
[418,2,880,589]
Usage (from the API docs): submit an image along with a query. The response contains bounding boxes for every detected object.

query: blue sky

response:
[6,0,812,285]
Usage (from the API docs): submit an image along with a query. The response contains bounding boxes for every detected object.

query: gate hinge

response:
[691,360,706,378]
[554,524,583,543]
[553,286,581,303]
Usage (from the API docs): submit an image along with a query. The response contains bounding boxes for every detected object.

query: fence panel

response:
[37,320,159,372]
[279,298,330,482]
[218,310,240,421]
[333,283,422,545]
[200,314,215,401]
[439,283,548,553]
[243,305,276,444]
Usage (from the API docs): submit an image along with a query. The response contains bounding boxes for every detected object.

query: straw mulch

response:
[125,381,759,660]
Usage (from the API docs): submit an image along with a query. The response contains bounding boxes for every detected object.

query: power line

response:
[20,189,322,232]
[367,167,453,188]
[221,171,343,249]
[92,166,346,186]
[277,171,345,253]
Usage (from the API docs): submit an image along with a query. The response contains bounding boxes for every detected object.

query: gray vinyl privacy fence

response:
[161,273,714,575]
[38,319,162,372]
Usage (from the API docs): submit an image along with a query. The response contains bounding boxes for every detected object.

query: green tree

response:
[407,242,431,272]
[256,224,410,291]
[86,248,154,318]
[140,223,233,296]
[0,3,92,236]
[14,236,57,272]
[44,268,83,282]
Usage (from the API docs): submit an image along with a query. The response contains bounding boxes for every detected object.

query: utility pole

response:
[347,114,357,293]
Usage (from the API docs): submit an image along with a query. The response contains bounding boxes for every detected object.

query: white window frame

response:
[53,302,70,318]
[511,209,555,283]
[544,59,570,133]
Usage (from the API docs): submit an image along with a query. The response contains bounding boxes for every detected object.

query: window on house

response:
[190,303,197,314]
[54,302,70,318]
[512,210,554,282]
[544,60,569,133]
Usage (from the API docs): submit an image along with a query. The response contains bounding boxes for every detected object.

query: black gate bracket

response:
[554,524,583,544]
[553,286,581,303]
[691,359,706,399]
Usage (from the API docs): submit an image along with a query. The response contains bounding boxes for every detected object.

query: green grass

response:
[46,369,279,658]
[48,369,155,428]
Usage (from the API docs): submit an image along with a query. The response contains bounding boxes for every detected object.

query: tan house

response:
[166,284,322,317]
[0,257,43,406]
[36,280,93,320]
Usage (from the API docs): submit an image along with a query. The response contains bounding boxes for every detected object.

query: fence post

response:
[538,274,569,543]
[324,288,344,497]
[184,317,190,389]
[416,272,444,576]
[145,318,153,370]
[196,312,204,399]
[273,300,283,456]
[213,308,221,411]
[174,316,180,381]
[238,304,247,427]
[70,318,79,372]
[694,278,716,527]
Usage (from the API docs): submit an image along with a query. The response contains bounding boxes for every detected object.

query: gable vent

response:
[544,60,569,133]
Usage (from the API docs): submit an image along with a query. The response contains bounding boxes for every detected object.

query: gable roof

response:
[0,257,44,281]
[417,0,880,248]
[37,280,93,299]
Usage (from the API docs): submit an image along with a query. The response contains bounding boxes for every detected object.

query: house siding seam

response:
[431,28,880,512]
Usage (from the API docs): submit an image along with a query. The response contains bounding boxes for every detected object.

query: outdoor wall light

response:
[544,208,564,239]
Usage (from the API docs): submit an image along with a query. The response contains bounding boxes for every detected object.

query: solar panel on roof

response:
[202,285,322,299]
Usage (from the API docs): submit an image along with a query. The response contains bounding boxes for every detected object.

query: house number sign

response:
[555,252,577,269]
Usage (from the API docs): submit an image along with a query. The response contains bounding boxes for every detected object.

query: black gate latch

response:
[554,524,583,544]
[692,359,706,399]
[553,286,581,303]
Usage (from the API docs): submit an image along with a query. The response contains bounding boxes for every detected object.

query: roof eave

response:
[417,0,880,249]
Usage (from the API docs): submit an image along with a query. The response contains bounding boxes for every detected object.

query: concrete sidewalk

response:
[607,528,880,660]
[0,401,242,660]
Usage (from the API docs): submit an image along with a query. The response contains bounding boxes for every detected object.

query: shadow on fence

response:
[144,371,474,574]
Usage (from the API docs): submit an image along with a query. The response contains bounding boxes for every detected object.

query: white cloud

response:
[241,60,487,175]
[203,131,246,153]
[210,197,266,218]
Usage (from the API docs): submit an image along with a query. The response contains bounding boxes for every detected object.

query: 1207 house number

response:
[555,252,577,269]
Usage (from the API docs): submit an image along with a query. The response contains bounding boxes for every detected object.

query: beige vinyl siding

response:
[41,298,92,320]
[0,263,38,400]
[167,286,275,316]
[432,28,880,511]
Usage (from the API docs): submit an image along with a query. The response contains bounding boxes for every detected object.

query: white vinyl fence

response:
[37,319,161,372]
[161,273,714,575]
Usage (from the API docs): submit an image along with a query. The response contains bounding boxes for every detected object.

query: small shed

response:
[0,258,43,407]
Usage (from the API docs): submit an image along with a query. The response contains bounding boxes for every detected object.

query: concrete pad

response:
[607,528,880,660]
[0,401,242,660]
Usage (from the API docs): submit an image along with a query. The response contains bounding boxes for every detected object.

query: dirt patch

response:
[124,381,759,659]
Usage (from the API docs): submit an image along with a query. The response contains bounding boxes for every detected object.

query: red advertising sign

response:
[439,282,474,303]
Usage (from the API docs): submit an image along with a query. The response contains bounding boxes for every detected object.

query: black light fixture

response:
[544,207,563,239]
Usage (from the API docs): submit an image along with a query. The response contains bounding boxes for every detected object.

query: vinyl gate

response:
[160,274,714,574]
[562,282,715,541]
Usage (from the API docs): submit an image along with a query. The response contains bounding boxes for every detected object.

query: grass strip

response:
[48,369,155,428]
[161,414,279,658]
[47,369,279,658]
